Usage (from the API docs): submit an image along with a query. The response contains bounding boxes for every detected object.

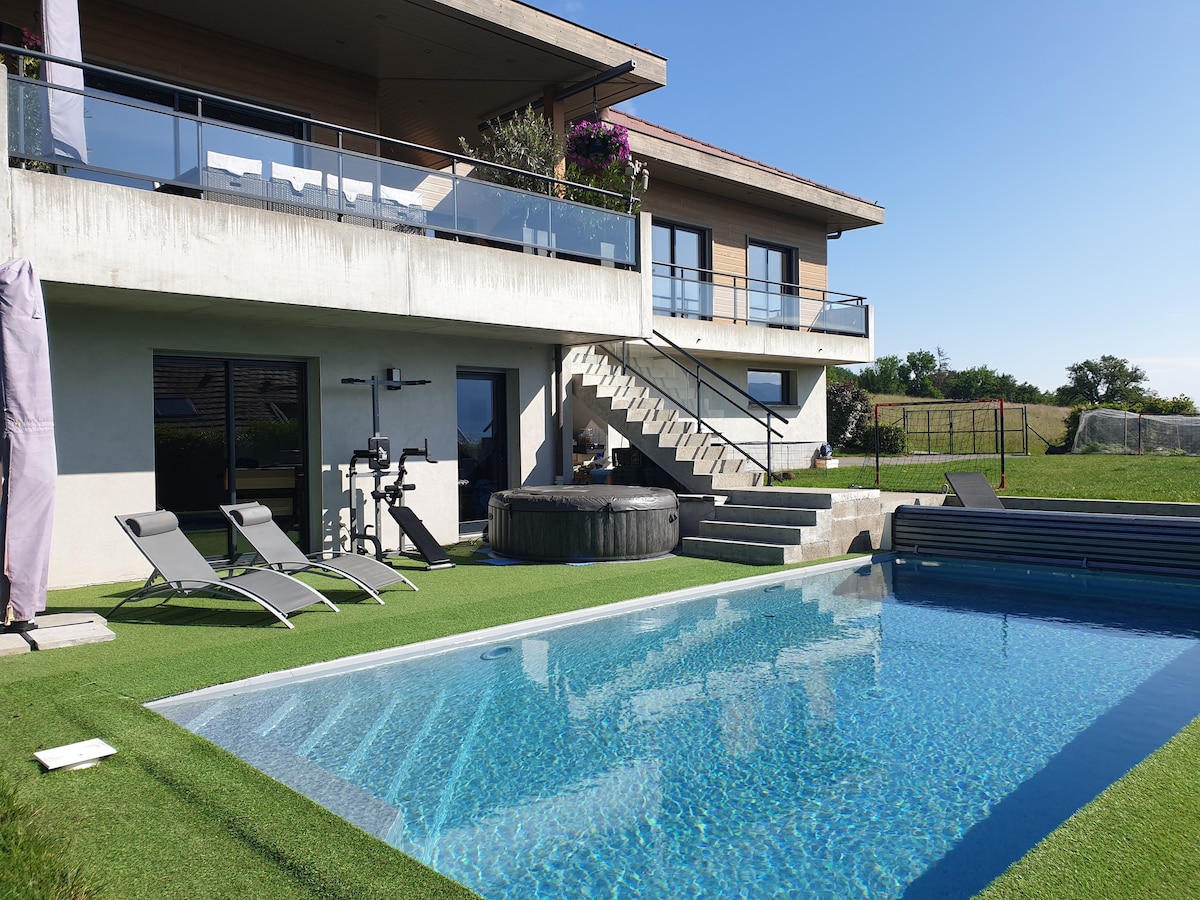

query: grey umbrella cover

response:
[0,259,57,621]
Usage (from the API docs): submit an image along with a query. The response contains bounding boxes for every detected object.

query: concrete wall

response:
[6,171,647,341]
[652,311,873,367]
[47,303,557,588]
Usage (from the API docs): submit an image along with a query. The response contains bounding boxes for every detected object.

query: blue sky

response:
[529,0,1200,398]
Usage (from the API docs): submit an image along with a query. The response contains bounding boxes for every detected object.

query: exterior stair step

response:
[679,536,803,565]
[713,504,819,526]
[698,520,808,544]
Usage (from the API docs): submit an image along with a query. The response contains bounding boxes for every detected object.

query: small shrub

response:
[827,380,871,449]
[864,422,910,455]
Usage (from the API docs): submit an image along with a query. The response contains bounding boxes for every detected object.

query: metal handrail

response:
[597,343,777,483]
[651,329,788,430]
[599,330,787,484]
[651,261,868,335]
[653,262,867,306]
[1,44,630,204]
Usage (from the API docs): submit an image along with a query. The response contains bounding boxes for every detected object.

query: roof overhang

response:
[619,116,884,233]
[104,0,667,152]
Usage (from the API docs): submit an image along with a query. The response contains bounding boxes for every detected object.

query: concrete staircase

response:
[570,346,887,564]
[570,346,759,492]
[681,487,882,565]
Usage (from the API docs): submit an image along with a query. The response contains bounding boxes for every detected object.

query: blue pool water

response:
[152,558,1200,899]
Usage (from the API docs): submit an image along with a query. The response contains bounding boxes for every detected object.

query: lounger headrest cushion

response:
[125,511,178,537]
[230,504,273,527]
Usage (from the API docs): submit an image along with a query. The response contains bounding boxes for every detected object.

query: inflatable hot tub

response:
[488,485,679,562]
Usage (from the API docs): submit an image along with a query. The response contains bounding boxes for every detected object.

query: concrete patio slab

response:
[0,632,32,656]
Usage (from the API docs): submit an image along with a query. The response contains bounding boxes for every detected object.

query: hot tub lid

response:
[490,485,677,513]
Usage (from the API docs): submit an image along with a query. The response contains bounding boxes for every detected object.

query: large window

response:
[652,220,712,319]
[748,240,798,328]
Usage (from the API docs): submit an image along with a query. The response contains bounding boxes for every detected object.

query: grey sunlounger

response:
[944,471,1006,509]
[114,510,338,628]
[221,501,417,602]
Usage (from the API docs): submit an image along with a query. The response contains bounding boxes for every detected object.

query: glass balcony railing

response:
[4,49,637,268]
[652,264,868,337]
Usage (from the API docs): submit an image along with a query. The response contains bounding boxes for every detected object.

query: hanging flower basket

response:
[566,120,631,172]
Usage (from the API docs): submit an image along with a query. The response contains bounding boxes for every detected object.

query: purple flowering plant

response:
[565,119,631,171]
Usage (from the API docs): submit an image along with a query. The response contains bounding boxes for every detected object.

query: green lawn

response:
[782,452,1200,503]
[0,549,796,899]
[4,487,1200,898]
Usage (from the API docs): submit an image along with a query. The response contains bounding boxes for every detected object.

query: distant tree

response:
[903,349,941,397]
[1054,356,1148,406]
[1133,394,1198,415]
[857,355,906,395]
[932,346,954,397]
[947,365,1001,400]
[826,365,859,386]
[826,380,872,448]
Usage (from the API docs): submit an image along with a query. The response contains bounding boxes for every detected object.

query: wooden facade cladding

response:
[78,0,381,140]
[640,180,829,286]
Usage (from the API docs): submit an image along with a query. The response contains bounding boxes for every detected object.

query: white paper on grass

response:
[35,738,117,770]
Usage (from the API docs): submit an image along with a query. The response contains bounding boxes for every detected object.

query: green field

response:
[782,452,1200,503]
[865,395,1071,455]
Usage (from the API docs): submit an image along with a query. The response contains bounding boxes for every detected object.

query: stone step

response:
[691,457,746,476]
[720,488,839,509]
[680,536,803,565]
[708,471,760,489]
[672,443,727,463]
[699,520,808,544]
[714,504,819,526]
[4,611,116,653]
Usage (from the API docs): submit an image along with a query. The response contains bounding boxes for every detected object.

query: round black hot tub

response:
[488,485,678,562]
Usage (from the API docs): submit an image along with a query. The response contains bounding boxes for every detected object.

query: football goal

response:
[864,399,1028,493]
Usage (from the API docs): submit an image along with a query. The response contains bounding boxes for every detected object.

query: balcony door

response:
[457,371,509,524]
[652,221,712,319]
[748,240,798,328]
[153,356,308,559]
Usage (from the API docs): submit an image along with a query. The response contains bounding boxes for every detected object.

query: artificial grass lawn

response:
[782,452,1200,503]
[4,542,1199,898]
[0,547,797,899]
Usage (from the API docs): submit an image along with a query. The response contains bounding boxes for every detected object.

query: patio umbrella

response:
[0,258,57,627]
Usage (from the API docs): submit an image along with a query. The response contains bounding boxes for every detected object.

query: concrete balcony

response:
[2,61,648,344]
[651,269,873,366]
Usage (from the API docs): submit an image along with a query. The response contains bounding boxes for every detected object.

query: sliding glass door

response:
[457,371,508,524]
[153,356,307,558]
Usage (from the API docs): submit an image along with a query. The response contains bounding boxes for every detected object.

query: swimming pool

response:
[151,557,1200,899]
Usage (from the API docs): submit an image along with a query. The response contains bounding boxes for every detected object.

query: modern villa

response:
[1,0,884,589]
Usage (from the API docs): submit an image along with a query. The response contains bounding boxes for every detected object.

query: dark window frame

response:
[747,368,794,406]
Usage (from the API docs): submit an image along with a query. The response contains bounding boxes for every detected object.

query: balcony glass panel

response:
[651,269,868,337]
[7,72,635,267]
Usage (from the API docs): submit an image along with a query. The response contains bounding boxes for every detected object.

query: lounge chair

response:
[220,502,417,602]
[944,471,1006,509]
[114,510,338,628]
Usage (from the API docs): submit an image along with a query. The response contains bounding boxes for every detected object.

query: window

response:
[748,369,792,406]
[652,220,712,319]
[748,240,798,328]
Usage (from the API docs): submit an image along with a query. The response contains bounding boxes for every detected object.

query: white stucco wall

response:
[47,303,557,588]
